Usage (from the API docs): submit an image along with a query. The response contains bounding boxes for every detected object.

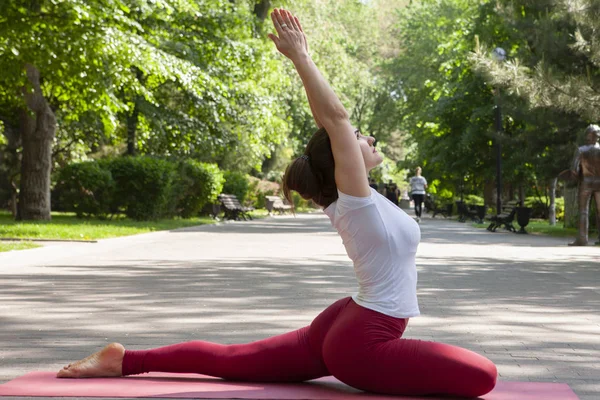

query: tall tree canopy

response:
[376,0,499,199]
[0,0,393,219]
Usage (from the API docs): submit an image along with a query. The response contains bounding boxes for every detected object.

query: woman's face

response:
[355,129,383,171]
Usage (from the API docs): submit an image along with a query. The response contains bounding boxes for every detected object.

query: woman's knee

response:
[467,357,497,397]
[446,350,497,397]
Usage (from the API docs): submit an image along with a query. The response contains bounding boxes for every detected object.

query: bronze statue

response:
[558,124,600,246]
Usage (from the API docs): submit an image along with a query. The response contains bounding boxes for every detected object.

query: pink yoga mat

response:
[0,372,579,399]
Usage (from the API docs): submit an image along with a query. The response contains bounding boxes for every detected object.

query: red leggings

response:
[123,297,497,397]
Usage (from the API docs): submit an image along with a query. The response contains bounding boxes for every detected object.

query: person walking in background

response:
[384,180,400,206]
[409,167,427,222]
[368,178,379,191]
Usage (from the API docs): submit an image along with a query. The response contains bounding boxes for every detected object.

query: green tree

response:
[0,0,200,219]
[378,0,500,201]
[473,0,600,122]
[0,0,290,219]
[471,0,594,223]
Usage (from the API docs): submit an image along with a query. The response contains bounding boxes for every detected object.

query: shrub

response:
[222,171,250,203]
[525,196,564,221]
[175,160,224,218]
[53,161,115,218]
[245,177,280,209]
[291,191,312,209]
[463,194,484,205]
[101,157,177,220]
[433,188,454,202]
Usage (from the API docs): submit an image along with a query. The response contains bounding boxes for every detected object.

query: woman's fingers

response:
[281,10,294,30]
[285,10,300,31]
[269,8,307,57]
[276,9,290,32]
[270,9,285,35]
[274,8,299,33]
[294,16,304,33]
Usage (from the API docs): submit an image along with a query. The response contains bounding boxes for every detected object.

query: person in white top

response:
[56,9,496,398]
[409,167,428,222]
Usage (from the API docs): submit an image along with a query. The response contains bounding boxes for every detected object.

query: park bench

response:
[456,201,487,224]
[217,194,254,221]
[486,200,518,232]
[265,195,292,215]
[456,201,477,223]
[425,196,453,218]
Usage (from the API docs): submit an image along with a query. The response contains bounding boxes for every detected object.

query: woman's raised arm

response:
[268,9,370,197]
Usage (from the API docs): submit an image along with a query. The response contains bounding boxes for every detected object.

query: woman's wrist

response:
[291,51,311,66]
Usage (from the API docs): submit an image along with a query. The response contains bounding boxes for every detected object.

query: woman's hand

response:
[268,8,308,61]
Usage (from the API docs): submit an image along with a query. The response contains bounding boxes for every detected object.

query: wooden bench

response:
[265,195,292,215]
[456,201,478,222]
[425,196,453,218]
[217,194,254,221]
[486,200,518,232]
[456,201,487,224]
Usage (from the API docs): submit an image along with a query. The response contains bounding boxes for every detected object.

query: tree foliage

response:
[472,0,600,122]
[0,0,395,217]
[376,0,499,198]
[471,0,592,221]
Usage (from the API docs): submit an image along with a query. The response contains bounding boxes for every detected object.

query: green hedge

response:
[222,171,250,203]
[463,194,484,206]
[100,157,177,220]
[54,157,225,220]
[525,196,565,221]
[53,161,115,218]
[291,191,311,209]
[175,160,224,218]
[245,177,279,209]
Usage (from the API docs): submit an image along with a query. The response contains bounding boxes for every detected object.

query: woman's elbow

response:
[334,107,350,121]
[323,107,349,125]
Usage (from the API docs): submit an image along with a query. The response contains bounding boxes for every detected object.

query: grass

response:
[524,220,582,237]
[0,208,277,242]
[472,218,597,239]
[0,211,218,241]
[0,241,41,253]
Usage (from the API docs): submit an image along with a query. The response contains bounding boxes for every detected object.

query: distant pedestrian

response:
[369,178,379,191]
[384,180,400,206]
[409,167,427,222]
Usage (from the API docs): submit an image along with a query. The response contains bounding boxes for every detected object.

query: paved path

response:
[0,212,598,399]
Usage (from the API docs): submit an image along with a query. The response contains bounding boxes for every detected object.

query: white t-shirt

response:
[323,188,421,318]
[410,176,427,195]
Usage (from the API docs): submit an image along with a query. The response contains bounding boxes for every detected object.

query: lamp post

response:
[492,47,506,215]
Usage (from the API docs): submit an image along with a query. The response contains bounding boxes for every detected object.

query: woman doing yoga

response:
[57,9,497,397]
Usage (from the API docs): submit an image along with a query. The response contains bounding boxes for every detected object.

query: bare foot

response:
[56,343,125,378]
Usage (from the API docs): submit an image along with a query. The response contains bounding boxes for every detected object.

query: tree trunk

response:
[18,64,56,220]
[126,103,139,156]
[549,177,557,226]
[483,180,494,209]
[126,67,144,156]
[252,0,271,36]
[253,0,271,21]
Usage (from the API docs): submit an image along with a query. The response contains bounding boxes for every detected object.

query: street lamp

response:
[492,47,506,215]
